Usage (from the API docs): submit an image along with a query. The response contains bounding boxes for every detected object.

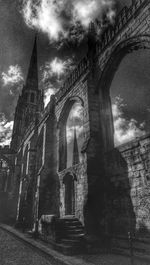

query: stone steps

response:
[40,216,85,255]
[64,233,85,240]
[64,224,83,229]
[65,228,83,234]
[61,238,81,245]
[64,220,82,225]
[58,216,85,254]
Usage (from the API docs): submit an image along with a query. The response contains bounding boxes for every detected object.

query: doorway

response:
[63,174,75,215]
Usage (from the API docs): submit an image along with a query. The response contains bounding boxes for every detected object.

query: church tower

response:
[11,36,44,151]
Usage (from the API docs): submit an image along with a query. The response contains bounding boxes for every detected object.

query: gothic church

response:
[0,0,150,251]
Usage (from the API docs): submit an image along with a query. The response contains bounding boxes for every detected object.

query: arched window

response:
[36,129,44,172]
[23,145,28,178]
[66,102,84,168]
[58,98,84,171]
[0,158,10,192]
[30,92,35,103]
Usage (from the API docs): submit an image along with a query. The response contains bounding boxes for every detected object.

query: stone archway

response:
[63,173,77,215]
[58,96,84,172]
[86,34,150,237]
[83,34,150,237]
[97,35,150,152]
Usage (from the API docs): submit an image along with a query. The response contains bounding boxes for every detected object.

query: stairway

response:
[57,215,85,255]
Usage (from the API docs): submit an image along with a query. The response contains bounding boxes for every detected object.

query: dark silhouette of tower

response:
[11,36,44,151]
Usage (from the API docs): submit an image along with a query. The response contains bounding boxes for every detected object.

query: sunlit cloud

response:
[50,58,66,77]
[21,0,116,42]
[2,65,24,86]
[72,0,116,27]
[106,8,116,23]
[43,83,55,107]
[42,57,74,82]
[0,113,14,146]
[41,57,75,106]
[112,96,145,146]
[73,1,98,27]
[22,0,66,41]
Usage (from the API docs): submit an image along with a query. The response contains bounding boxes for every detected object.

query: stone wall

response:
[106,134,150,237]
[58,161,88,224]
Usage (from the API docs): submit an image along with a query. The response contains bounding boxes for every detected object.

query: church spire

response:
[11,35,44,150]
[26,36,38,90]
[73,127,79,166]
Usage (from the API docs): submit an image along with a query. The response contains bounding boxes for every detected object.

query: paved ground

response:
[0,226,150,265]
[78,254,148,265]
[0,228,58,265]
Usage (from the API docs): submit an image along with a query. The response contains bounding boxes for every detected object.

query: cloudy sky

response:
[0,0,149,146]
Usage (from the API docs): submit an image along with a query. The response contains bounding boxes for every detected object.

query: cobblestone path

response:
[0,227,150,265]
[0,228,58,265]
[79,253,150,265]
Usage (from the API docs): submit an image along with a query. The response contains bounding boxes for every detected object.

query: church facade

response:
[1,0,150,243]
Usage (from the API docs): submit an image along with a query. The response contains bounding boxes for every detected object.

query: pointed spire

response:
[73,127,79,166]
[26,35,38,90]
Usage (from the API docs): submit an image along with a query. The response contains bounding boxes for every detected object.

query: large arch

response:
[58,96,84,171]
[97,35,150,152]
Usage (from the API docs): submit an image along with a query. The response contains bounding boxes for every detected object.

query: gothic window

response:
[0,159,10,192]
[36,129,44,172]
[59,99,84,171]
[30,92,35,103]
[24,109,31,128]
[146,174,150,184]
[21,145,30,202]
[66,102,84,168]
[23,145,28,178]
